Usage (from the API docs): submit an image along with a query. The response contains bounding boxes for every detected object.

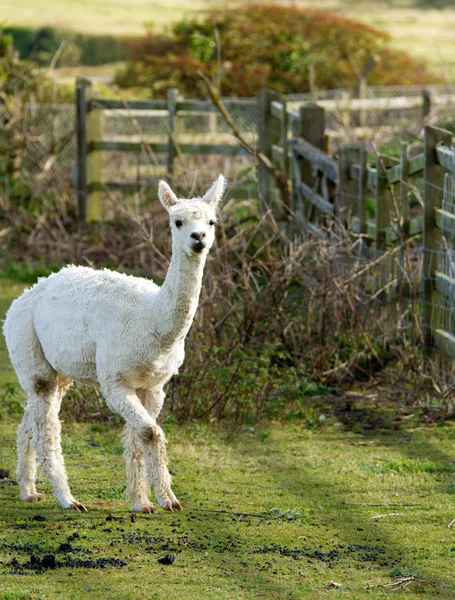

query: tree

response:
[115,4,438,97]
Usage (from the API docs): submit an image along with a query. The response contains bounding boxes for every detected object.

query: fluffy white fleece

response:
[3,175,225,513]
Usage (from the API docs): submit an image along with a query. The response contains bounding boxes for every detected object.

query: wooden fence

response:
[75,80,455,222]
[74,80,455,361]
[267,92,455,362]
[75,78,254,221]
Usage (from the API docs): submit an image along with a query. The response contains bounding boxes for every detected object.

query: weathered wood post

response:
[257,88,281,212]
[291,103,325,228]
[375,154,399,252]
[398,142,410,293]
[76,77,90,222]
[423,125,452,357]
[338,144,362,222]
[167,88,178,182]
[86,91,103,222]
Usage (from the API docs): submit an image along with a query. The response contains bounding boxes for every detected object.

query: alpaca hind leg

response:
[17,400,44,502]
[141,387,181,512]
[123,425,156,513]
[32,383,86,511]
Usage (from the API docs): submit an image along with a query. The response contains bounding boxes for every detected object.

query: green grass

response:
[1,0,209,35]
[0,279,25,387]
[2,416,455,598]
[1,280,455,598]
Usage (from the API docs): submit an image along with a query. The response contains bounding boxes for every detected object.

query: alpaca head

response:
[158,175,226,258]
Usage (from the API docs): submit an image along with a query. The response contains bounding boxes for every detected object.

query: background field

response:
[2,0,455,77]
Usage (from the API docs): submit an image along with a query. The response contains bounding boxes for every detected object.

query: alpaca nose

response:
[190,231,206,241]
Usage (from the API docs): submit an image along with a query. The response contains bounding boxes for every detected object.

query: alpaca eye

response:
[175,220,183,228]
[209,220,215,226]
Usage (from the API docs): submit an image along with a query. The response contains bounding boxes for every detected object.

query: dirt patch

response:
[0,469,9,479]
[158,553,175,565]
[256,543,385,567]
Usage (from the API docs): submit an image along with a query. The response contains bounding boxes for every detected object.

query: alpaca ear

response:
[158,180,179,210]
[202,175,226,207]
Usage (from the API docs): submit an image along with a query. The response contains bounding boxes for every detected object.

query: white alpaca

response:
[3,175,225,513]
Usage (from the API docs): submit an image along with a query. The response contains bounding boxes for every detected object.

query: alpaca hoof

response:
[68,501,88,512]
[132,502,157,514]
[172,499,182,512]
[162,500,174,512]
[26,493,46,503]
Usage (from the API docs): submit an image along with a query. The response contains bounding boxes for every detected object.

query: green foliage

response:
[4,25,131,67]
[0,259,62,283]
[116,4,438,97]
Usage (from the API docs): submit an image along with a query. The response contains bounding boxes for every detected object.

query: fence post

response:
[280,95,289,184]
[423,125,452,357]
[86,91,103,222]
[338,144,362,224]
[422,89,431,122]
[292,103,325,227]
[75,77,90,223]
[358,148,367,241]
[257,88,281,212]
[397,142,409,293]
[375,154,399,252]
[167,88,178,182]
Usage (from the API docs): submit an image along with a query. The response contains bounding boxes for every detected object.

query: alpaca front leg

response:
[122,425,156,513]
[101,381,177,511]
[140,387,182,512]
[142,431,182,512]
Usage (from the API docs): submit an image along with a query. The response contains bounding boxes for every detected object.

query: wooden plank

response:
[338,144,362,220]
[423,125,453,357]
[350,163,377,186]
[409,215,423,235]
[298,181,334,214]
[89,140,246,156]
[293,103,326,227]
[89,181,256,200]
[408,153,424,177]
[375,155,399,250]
[93,99,167,111]
[86,92,103,222]
[258,88,281,212]
[434,329,455,359]
[435,207,455,230]
[435,271,455,298]
[176,99,255,112]
[305,95,425,113]
[436,144,455,174]
[271,100,284,120]
[292,138,337,181]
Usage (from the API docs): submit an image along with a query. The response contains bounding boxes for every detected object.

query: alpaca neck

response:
[155,243,206,344]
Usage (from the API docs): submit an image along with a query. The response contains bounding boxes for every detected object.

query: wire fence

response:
[10,83,455,192]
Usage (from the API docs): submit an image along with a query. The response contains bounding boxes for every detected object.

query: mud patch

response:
[33,378,54,397]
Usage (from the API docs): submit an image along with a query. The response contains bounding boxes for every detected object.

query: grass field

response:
[2,282,455,598]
